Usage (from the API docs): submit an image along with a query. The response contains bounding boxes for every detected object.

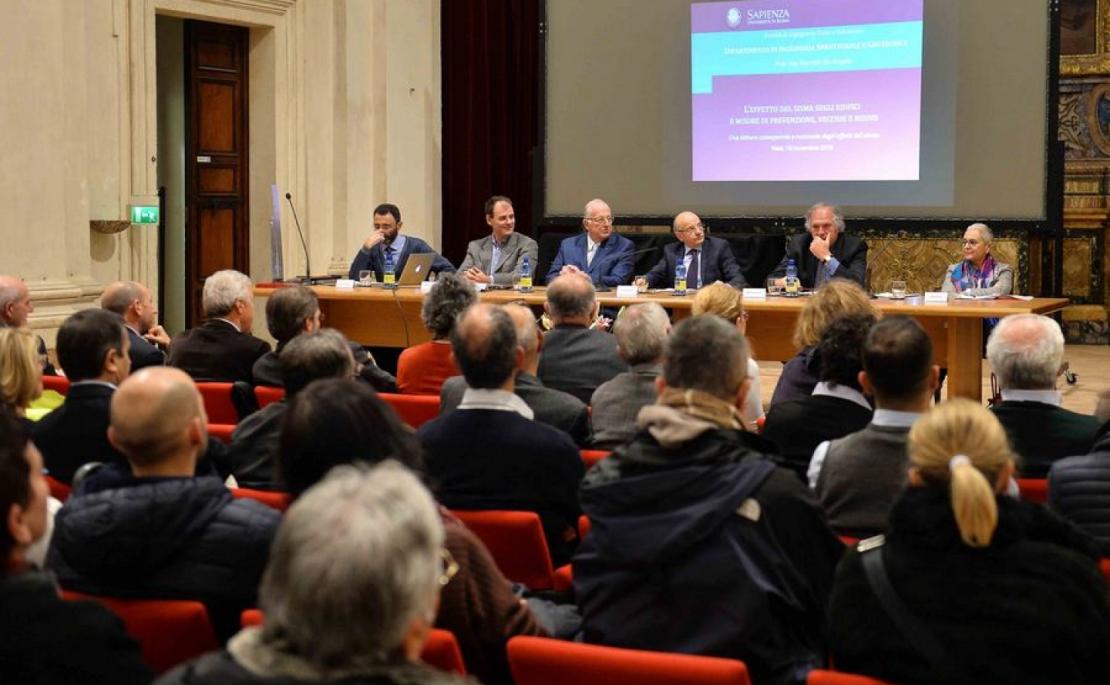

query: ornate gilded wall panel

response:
[864,236,1021,295]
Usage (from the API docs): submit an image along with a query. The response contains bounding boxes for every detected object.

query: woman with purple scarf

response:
[941,223,1013,297]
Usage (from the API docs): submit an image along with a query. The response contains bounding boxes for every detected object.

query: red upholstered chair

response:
[1100,558,1110,587]
[231,487,291,512]
[62,591,219,674]
[195,382,240,424]
[45,474,71,502]
[580,449,611,469]
[807,670,897,685]
[507,636,751,685]
[578,514,592,539]
[240,610,466,674]
[838,535,861,547]
[378,393,440,428]
[449,509,571,591]
[207,423,236,444]
[1016,478,1048,504]
[42,374,70,395]
[254,385,285,408]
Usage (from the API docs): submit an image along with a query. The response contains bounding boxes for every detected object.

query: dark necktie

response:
[686,249,700,288]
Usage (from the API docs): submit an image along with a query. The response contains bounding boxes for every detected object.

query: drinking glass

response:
[766,277,784,296]
[891,280,907,299]
[358,269,374,285]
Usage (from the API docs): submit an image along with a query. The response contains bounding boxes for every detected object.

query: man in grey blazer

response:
[440,303,591,445]
[459,195,539,286]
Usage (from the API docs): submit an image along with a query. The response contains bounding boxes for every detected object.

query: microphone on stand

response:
[285,192,312,284]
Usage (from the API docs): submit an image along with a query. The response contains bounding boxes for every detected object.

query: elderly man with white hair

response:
[168,269,271,383]
[988,313,1103,477]
[0,274,56,375]
[156,461,474,685]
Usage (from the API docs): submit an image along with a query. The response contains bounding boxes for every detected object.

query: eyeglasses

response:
[586,216,614,225]
[438,548,459,587]
[675,222,705,234]
[963,239,982,246]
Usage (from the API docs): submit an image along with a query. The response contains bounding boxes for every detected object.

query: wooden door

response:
[184,20,249,326]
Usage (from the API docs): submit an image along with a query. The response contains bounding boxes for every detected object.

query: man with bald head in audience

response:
[440,303,591,445]
[537,273,628,403]
[101,280,170,371]
[47,367,280,640]
[0,274,55,375]
[419,303,584,565]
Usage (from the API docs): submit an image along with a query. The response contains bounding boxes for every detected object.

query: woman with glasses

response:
[941,223,1013,297]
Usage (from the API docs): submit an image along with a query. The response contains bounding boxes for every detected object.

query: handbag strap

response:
[859,537,974,685]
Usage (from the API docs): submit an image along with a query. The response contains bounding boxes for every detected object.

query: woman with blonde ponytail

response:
[827,399,1110,685]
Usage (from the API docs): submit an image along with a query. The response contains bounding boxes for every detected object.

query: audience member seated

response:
[768,203,868,290]
[419,304,584,566]
[987,314,1104,477]
[0,326,43,432]
[397,273,476,395]
[588,303,669,448]
[278,378,544,685]
[809,316,938,538]
[32,309,131,482]
[442,304,590,446]
[762,315,876,479]
[770,279,876,405]
[545,198,634,287]
[101,280,171,371]
[691,282,763,427]
[828,400,1110,684]
[253,285,396,393]
[47,367,281,640]
[1049,427,1110,556]
[0,406,151,685]
[227,329,355,490]
[574,315,843,685]
[168,269,270,383]
[536,273,628,403]
[158,462,473,685]
[0,274,56,375]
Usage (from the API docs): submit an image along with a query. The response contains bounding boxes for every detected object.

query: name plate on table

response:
[616,285,639,298]
[742,288,767,300]
[923,291,949,305]
[420,280,435,294]
[335,278,355,290]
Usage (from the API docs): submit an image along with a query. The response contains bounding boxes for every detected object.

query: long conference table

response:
[255,284,1069,402]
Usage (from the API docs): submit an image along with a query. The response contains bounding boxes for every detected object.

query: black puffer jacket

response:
[46,474,280,638]
[829,488,1110,684]
[1049,430,1110,555]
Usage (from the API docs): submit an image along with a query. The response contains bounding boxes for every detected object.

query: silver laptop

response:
[394,252,436,286]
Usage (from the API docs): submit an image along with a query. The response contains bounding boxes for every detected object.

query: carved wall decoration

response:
[1061,0,1110,74]
[1062,235,1094,298]
[1060,91,1087,153]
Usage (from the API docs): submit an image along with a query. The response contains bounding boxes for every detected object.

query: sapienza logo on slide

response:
[736,7,790,27]
[726,8,743,28]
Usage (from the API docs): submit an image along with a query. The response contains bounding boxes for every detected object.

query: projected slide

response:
[691,1,924,182]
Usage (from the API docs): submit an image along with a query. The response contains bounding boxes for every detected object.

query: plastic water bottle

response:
[784,259,800,297]
[674,259,687,295]
[383,251,396,287]
[516,255,534,292]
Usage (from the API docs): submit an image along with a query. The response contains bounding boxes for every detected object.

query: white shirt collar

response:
[871,409,921,428]
[69,380,118,390]
[215,318,241,333]
[1000,389,1061,406]
[458,387,535,420]
[811,382,872,411]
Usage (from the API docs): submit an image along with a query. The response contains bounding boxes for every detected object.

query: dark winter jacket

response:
[1049,429,1110,556]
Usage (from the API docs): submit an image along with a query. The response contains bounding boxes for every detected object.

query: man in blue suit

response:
[347,203,455,281]
[637,211,747,290]
[545,198,635,288]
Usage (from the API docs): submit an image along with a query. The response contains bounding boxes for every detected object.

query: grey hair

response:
[258,461,443,673]
[0,278,23,313]
[279,328,355,396]
[804,202,845,232]
[100,282,144,315]
[546,274,596,319]
[967,222,993,244]
[615,303,670,365]
[421,272,477,339]
[986,314,1064,390]
[583,198,609,218]
[202,270,253,317]
[664,315,750,400]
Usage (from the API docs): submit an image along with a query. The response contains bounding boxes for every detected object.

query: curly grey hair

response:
[421,272,477,339]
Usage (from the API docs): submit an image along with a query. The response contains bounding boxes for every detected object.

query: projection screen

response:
[542,0,1055,223]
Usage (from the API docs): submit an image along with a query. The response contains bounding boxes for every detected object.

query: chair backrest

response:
[42,374,71,395]
[231,487,291,512]
[378,392,440,428]
[255,385,285,408]
[207,423,236,444]
[508,636,751,685]
[62,591,219,675]
[46,474,71,502]
[580,449,611,469]
[1016,478,1048,504]
[578,514,592,539]
[449,509,556,590]
[1100,558,1110,587]
[807,670,897,685]
[195,382,240,424]
[239,609,465,674]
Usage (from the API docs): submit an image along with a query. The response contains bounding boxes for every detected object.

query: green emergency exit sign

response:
[130,205,160,224]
